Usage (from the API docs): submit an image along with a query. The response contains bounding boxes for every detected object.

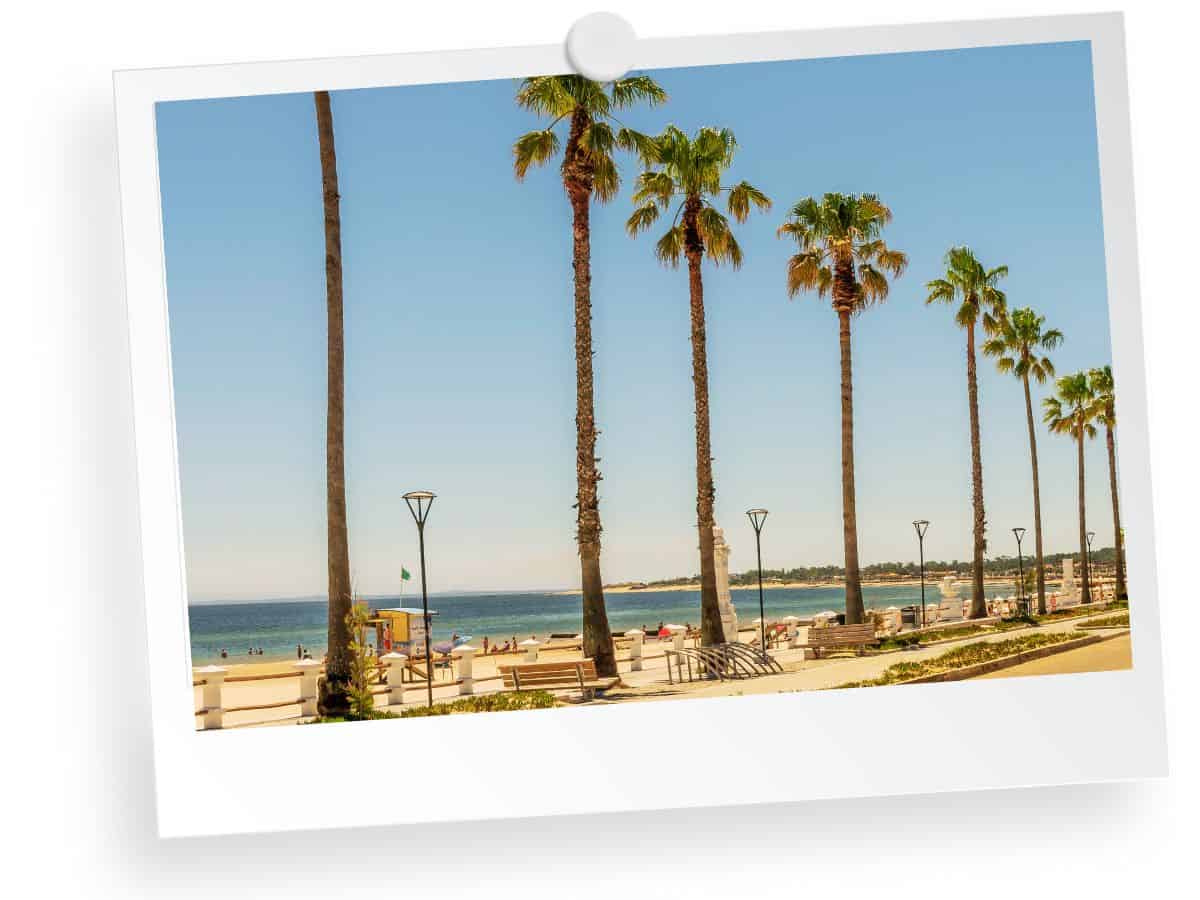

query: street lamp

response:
[403,490,436,708]
[746,509,769,657]
[912,520,930,628]
[1012,527,1027,617]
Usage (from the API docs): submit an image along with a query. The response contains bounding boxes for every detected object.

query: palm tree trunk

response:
[1022,374,1047,614]
[837,307,864,625]
[965,320,987,618]
[1076,423,1091,604]
[683,205,722,646]
[314,90,351,717]
[565,149,616,677]
[1106,422,1125,601]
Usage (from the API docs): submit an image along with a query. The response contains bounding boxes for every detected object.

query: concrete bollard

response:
[520,638,541,663]
[195,665,228,730]
[453,645,478,695]
[782,616,802,647]
[382,652,407,706]
[666,624,686,652]
[625,629,644,671]
[294,659,322,717]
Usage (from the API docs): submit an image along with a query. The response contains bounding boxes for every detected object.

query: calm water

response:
[188,583,1015,665]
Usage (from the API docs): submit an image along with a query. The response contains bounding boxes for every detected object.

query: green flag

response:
[401,568,412,581]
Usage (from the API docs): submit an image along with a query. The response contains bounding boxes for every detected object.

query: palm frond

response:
[654,225,685,268]
[786,250,831,298]
[610,75,667,109]
[513,129,561,179]
[726,181,771,223]
[514,76,576,117]
[626,202,661,235]
[592,154,619,203]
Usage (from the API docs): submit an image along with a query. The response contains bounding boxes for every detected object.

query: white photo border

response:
[115,12,1167,839]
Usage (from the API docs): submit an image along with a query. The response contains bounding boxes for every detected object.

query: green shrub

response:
[830,632,1079,689]
[345,604,376,720]
[1078,613,1130,629]
[398,691,557,718]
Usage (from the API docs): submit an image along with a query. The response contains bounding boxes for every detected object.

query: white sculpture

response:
[1060,558,1080,607]
[938,575,964,622]
[712,523,739,642]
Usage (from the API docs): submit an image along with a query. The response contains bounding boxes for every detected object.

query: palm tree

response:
[1043,372,1099,604]
[1089,365,1126,601]
[926,247,1007,619]
[513,75,665,676]
[778,194,907,625]
[982,307,1063,614]
[314,90,352,717]
[627,125,771,645]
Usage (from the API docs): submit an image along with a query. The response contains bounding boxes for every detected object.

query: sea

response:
[188,583,1017,665]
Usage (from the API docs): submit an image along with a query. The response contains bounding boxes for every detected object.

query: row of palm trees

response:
[311,73,1126,711]
[510,73,1126,678]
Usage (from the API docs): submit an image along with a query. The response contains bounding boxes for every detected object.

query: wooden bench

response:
[798,623,877,658]
[497,659,618,700]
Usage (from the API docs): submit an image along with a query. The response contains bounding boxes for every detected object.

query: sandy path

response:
[970,632,1132,679]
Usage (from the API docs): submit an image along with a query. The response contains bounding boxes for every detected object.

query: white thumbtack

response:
[566,12,637,82]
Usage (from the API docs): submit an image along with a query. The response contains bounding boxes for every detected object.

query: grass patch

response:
[397,691,557,718]
[1077,613,1130,629]
[308,691,557,724]
[829,632,1081,689]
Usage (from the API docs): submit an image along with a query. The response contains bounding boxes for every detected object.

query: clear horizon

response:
[157,40,1119,601]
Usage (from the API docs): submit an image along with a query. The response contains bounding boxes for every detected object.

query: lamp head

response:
[403,490,436,526]
[746,508,768,533]
[913,519,930,539]
[1013,527,1026,541]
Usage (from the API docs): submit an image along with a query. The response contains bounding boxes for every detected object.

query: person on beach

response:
[482,636,489,654]
[296,643,302,659]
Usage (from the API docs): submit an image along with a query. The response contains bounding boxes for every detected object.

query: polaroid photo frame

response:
[115,13,1167,838]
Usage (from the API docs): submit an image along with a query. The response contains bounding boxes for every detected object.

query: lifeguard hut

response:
[371,607,437,658]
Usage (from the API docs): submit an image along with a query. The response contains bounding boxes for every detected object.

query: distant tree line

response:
[615,546,1117,589]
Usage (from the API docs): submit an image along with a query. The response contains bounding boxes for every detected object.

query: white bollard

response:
[294,659,322,717]
[782,616,802,647]
[195,665,227,730]
[520,638,541,662]
[667,624,686,652]
[382,652,407,706]
[453,645,478,695]
[625,629,644,671]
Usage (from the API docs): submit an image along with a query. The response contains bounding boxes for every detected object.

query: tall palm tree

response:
[314,90,352,717]
[513,75,665,676]
[1089,365,1126,601]
[627,125,771,645]
[982,308,1063,614]
[926,247,1007,619]
[1043,372,1099,604]
[777,194,907,625]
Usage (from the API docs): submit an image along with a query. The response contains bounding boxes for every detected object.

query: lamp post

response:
[746,509,768,657]
[912,520,930,628]
[403,490,436,708]
[1012,527,1027,617]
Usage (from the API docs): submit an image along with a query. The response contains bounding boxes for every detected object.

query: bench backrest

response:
[807,623,876,647]
[498,659,598,689]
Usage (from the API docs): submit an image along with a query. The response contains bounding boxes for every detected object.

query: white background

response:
[4,0,1196,895]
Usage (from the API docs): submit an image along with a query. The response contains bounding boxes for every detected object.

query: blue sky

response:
[157,41,1118,600]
